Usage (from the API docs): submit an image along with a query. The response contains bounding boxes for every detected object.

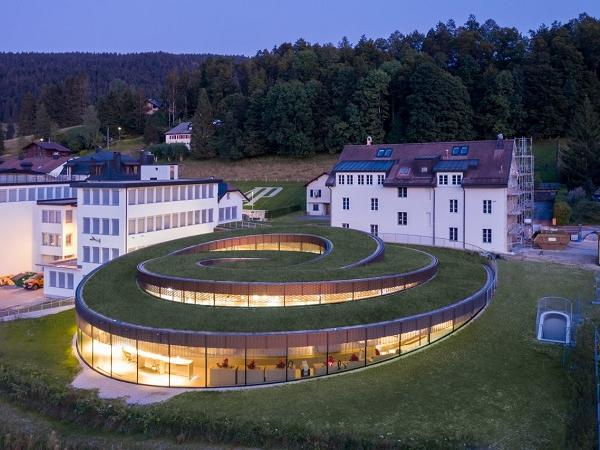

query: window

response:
[451,174,462,185]
[102,189,110,205]
[483,200,492,214]
[164,186,171,202]
[0,190,6,202]
[65,210,73,223]
[201,185,207,199]
[83,189,90,205]
[338,174,345,185]
[128,189,136,205]
[483,228,492,243]
[366,175,373,185]
[58,272,65,288]
[377,174,385,185]
[449,199,458,213]
[397,187,407,198]
[342,223,349,228]
[438,174,448,185]
[8,189,16,202]
[137,188,146,204]
[420,166,428,173]
[92,218,100,234]
[92,247,100,264]
[310,189,314,198]
[112,189,119,205]
[28,188,35,201]
[451,145,469,156]
[358,174,364,185]
[202,209,207,223]
[156,215,163,231]
[156,187,163,203]
[128,219,136,235]
[164,214,171,229]
[112,248,119,260]
[188,185,194,199]
[147,216,155,232]
[398,211,407,226]
[376,148,392,157]
[187,211,193,225]
[67,273,74,290]
[83,217,90,234]
[92,189,100,205]
[194,210,200,224]
[312,204,319,211]
[219,208,225,222]
[208,209,214,222]
[172,213,179,228]
[347,174,353,185]
[342,197,350,210]
[42,233,61,247]
[102,247,110,263]
[370,198,378,211]
[65,234,72,246]
[18,188,26,201]
[172,187,179,201]
[147,188,154,203]
[449,227,458,241]
[137,217,146,233]
[83,246,90,263]
[49,271,57,287]
[180,185,186,201]
[370,224,378,236]
[111,219,119,236]
[102,218,110,235]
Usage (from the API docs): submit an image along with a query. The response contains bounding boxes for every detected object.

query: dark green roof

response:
[433,159,479,172]
[333,160,395,172]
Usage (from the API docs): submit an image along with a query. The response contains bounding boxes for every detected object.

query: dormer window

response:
[376,148,392,158]
[438,174,448,185]
[421,166,428,173]
[451,174,462,185]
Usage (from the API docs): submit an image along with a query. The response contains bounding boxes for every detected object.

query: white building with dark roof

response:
[326,138,533,254]
[165,122,192,148]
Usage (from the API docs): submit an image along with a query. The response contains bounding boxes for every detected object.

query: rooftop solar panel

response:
[334,160,395,172]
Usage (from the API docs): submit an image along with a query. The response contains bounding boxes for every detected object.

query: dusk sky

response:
[2,0,599,55]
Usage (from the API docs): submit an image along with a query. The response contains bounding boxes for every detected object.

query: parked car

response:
[23,273,44,290]
[0,274,15,286]
[11,272,35,287]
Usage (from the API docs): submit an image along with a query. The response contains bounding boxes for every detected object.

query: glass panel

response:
[92,326,112,376]
[169,345,205,387]
[328,338,366,373]
[137,340,170,386]
[111,334,138,383]
[288,343,327,379]
[367,335,399,364]
[207,347,244,387]
[246,346,288,385]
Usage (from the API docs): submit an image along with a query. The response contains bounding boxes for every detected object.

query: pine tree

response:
[0,124,5,156]
[6,123,15,140]
[17,93,36,136]
[35,103,53,140]
[190,89,216,159]
[560,97,600,189]
[82,105,101,148]
[353,69,391,143]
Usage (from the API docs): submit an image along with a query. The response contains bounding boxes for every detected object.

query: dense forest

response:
[3,14,600,164]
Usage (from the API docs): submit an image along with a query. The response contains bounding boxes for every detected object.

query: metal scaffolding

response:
[508,137,534,250]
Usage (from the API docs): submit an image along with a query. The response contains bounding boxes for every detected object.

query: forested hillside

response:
[2,14,600,161]
[0,52,235,121]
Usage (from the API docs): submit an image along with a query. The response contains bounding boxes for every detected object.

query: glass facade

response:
[76,262,495,388]
[137,234,438,308]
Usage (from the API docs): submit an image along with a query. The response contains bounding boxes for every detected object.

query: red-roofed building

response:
[323,137,533,253]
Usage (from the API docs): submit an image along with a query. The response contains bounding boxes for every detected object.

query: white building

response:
[305,172,330,216]
[165,122,192,148]
[327,139,533,254]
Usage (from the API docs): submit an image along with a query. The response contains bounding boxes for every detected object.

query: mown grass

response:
[232,180,306,212]
[145,244,431,282]
[534,139,561,184]
[83,226,485,332]
[0,259,593,448]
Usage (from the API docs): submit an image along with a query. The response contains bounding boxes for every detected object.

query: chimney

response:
[496,133,504,149]
[366,136,373,146]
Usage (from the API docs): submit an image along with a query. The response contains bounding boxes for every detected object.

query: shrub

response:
[553,201,572,225]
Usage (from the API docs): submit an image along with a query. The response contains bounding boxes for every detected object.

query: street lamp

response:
[117,126,122,141]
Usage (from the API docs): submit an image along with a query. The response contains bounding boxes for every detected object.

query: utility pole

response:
[107,126,110,150]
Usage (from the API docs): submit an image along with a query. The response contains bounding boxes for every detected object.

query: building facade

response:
[327,139,532,254]
[165,122,192,148]
[305,172,330,216]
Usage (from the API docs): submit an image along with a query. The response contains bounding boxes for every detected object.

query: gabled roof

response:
[304,172,329,187]
[23,141,73,153]
[0,156,70,175]
[218,182,250,202]
[166,122,192,135]
[328,140,514,188]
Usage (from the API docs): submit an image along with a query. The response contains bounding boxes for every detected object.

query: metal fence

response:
[379,232,493,255]
[0,297,74,321]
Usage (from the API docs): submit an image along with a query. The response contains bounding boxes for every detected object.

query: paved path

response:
[0,286,46,309]
[510,235,598,270]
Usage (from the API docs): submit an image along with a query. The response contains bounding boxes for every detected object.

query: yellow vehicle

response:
[23,273,44,290]
[0,274,15,286]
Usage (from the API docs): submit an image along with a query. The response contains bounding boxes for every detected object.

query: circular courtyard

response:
[75,226,496,388]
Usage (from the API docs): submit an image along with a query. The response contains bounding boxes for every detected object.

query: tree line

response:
[3,14,600,168]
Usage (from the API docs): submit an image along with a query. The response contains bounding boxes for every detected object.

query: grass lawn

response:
[178,153,337,182]
[83,226,485,332]
[0,258,592,448]
[108,135,145,154]
[533,139,561,184]
[232,180,306,213]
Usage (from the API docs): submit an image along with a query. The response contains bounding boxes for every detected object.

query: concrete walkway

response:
[509,235,599,270]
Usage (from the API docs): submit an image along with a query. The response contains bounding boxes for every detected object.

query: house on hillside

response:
[0,155,71,178]
[22,141,73,158]
[218,182,248,224]
[305,172,330,216]
[326,137,533,254]
[165,122,192,148]
[144,98,161,115]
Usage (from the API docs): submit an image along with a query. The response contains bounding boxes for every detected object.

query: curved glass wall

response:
[76,262,496,388]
